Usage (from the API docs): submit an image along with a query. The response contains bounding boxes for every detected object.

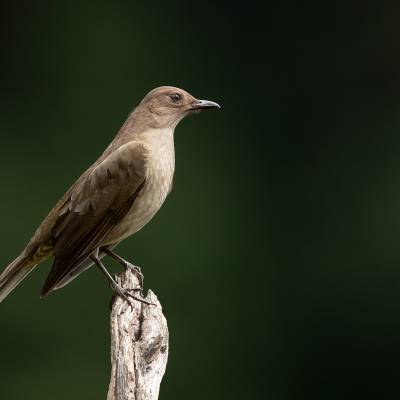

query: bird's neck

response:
[139,128,175,176]
[142,129,175,162]
[119,105,174,133]
[106,108,176,160]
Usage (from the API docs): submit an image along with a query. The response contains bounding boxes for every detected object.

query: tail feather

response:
[0,257,35,303]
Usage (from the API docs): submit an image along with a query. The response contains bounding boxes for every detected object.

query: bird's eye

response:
[170,93,182,102]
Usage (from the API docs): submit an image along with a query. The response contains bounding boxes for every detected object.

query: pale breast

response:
[105,129,175,243]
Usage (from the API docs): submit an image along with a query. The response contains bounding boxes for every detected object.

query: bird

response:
[0,86,220,304]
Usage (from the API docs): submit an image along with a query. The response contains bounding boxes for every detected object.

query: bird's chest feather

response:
[141,142,175,208]
[109,131,175,241]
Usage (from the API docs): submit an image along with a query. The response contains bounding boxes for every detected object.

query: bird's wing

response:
[41,141,148,296]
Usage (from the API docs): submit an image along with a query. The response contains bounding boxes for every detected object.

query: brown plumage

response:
[0,86,220,303]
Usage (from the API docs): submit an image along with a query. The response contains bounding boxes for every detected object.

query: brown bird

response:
[0,86,220,304]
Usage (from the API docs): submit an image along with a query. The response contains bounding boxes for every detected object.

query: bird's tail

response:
[0,256,35,303]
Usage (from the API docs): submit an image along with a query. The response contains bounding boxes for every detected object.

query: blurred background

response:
[1,1,400,399]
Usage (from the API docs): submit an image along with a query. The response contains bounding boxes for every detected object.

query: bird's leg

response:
[102,247,144,289]
[90,254,152,306]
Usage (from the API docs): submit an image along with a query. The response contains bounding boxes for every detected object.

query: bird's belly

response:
[105,171,173,243]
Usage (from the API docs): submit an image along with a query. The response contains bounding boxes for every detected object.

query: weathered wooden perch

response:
[107,268,169,400]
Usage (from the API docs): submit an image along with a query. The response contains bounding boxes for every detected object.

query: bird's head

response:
[136,86,220,129]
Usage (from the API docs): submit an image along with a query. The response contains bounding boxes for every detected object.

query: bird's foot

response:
[110,281,154,307]
[101,248,144,288]
[123,262,144,288]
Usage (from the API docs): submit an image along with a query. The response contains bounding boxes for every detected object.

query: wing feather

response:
[41,142,148,296]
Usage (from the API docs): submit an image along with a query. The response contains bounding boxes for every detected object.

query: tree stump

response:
[107,268,169,400]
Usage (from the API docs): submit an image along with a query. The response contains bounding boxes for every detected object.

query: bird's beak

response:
[190,99,221,111]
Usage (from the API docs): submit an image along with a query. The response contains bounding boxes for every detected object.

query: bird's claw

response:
[111,282,154,307]
[123,263,144,288]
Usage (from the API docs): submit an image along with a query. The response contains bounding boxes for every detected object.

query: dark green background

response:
[1,1,400,399]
